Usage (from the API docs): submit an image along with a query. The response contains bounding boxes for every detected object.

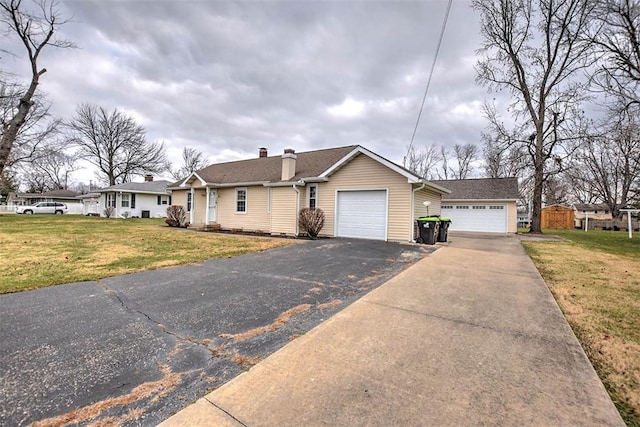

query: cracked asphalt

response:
[0,238,433,426]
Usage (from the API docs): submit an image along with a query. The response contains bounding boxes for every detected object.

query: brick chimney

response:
[144,174,153,182]
[259,147,268,158]
[281,148,297,181]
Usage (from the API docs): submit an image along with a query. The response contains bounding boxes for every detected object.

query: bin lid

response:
[439,217,451,222]
[417,216,440,222]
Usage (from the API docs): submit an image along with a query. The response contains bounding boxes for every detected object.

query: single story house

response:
[97,176,172,218]
[168,145,450,242]
[7,189,83,214]
[430,177,519,233]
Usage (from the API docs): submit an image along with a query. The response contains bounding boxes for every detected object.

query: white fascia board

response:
[264,180,305,188]
[319,146,423,183]
[179,172,207,187]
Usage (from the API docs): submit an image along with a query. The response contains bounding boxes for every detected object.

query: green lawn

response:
[523,229,639,425]
[0,215,294,294]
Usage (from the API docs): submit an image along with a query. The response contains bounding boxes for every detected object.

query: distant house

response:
[573,203,613,221]
[8,189,83,214]
[97,176,172,218]
[430,178,519,233]
[517,208,530,228]
[77,193,101,216]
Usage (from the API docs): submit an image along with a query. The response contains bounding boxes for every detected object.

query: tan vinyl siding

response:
[507,201,517,233]
[318,154,412,242]
[271,187,298,236]
[216,186,270,232]
[412,186,443,240]
[170,189,188,208]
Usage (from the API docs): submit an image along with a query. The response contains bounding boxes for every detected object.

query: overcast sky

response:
[4,0,497,183]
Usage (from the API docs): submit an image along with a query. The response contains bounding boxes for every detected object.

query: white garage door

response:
[336,190,387,240]
[441,204,507,233]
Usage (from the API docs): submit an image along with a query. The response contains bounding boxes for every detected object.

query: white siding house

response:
[97,180,172,218]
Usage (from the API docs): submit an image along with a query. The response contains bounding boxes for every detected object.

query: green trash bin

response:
[437,217,451,242]
[416,217,440,244]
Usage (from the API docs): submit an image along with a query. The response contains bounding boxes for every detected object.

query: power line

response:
[404,0,453,167]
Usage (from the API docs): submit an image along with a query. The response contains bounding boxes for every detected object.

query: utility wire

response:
[404,0,453,167]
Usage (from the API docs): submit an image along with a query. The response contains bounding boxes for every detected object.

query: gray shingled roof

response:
[172,145,359,186]
[16,189,81,199]
[431,177,519,200]
[98,180,171,194]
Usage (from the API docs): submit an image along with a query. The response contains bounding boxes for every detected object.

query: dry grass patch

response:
[0,216,293,293]
[523,236,640,425]
[220,304,312,342]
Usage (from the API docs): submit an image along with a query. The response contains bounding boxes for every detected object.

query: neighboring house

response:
[98,176,172,218]
[168,145,450,242]
[430,178,519,233]
[8,189,83,214]
[573,203,612,221]
[517,208,530,229]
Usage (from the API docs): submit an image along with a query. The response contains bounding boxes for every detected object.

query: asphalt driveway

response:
[0,238,432,426]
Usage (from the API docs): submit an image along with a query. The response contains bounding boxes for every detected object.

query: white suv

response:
[16,202,68,215]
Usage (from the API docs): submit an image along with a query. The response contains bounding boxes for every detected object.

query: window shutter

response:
[131,193,136,209]
[157,195,161,205]
[169,196,172,205]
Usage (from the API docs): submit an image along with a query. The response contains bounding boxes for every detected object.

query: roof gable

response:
[431,177,519,200]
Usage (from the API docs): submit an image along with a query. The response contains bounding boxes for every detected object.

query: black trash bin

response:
[416,217,440,244]
[437,217,451,242]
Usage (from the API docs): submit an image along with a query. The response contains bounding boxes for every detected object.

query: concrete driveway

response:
[0,238,431,426]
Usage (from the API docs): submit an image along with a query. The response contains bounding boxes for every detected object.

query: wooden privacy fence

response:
[541,205,574,229]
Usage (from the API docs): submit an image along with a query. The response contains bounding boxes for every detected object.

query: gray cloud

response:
[7,0,497,181]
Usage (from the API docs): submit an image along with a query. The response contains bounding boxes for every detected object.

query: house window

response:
[187,193,192,212]
[121,193,130,208]
[157,195,170,205]
[308,184,318,209]
[106,193,116,208]
[456,205,469,209]
[236,188,247,213]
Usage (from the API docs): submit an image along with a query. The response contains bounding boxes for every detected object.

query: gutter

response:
[293,184,300,236]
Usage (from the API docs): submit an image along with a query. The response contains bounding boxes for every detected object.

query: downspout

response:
[190,187,195,225]
[411,183,426,242]
[293,184,300,236]
[205,186,210,225]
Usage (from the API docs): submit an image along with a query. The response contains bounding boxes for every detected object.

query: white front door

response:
[208,189,217,222]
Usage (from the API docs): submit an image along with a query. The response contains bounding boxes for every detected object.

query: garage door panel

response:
[441,204,506,233]
[336,190,387,240]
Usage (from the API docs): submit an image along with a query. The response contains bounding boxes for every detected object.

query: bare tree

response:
[591,0,640,112]
[170,147,209,180]
[451,143,478,179]
[404,143,442,179]
[0,0,73,175]
[473,0,597,233]
[482,133,528,178]
[20,144,77,190]
[575,110,640,218]
[438,145,450,180]
[67,103,168,186]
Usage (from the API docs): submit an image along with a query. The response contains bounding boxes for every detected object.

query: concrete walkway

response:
[159,234,624,426]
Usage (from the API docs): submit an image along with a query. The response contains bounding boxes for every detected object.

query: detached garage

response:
[431,178,519,234]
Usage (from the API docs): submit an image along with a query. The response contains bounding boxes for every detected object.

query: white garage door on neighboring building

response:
[336,190,387,240]
[441,204,507,233]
